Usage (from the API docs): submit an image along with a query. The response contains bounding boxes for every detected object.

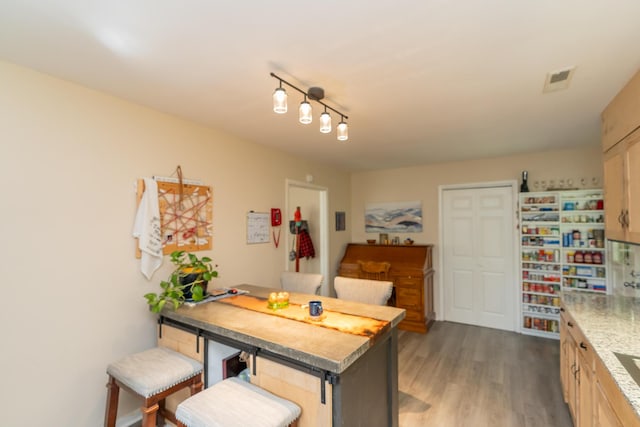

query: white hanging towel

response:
[132,178,163,279]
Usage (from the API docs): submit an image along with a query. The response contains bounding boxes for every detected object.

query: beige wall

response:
[0,61,351,426]
[350,146,604,317]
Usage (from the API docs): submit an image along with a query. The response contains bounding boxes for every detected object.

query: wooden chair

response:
[334,276,394,306]
[175,377,301,427]
[357,260,391,280]
[358,260,394,305]
[104,347,203,427]
[280,271,323,295]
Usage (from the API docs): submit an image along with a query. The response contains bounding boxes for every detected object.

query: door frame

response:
[285,179,330,296]
[437,180,519,329]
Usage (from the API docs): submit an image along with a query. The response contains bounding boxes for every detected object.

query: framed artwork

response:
[335,211,346,231]
[365,200,422,233]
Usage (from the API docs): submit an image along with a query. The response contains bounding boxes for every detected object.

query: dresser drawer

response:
[397,287,421,309]
[402,307,424,322]
[395,276,422,288]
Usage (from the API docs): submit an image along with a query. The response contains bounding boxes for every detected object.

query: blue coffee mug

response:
[309,300,323,317]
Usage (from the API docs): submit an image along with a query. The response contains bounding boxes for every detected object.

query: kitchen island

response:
[159,284,406,427]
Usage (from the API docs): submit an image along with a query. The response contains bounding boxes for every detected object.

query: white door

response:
[442,185,516,331]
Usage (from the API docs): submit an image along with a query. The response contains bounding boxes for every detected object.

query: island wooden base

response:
[158,312,401,426]
[249,328,398,427]
[250,355,333,426]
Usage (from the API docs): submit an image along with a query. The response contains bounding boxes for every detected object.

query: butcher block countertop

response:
[160,284,406,373]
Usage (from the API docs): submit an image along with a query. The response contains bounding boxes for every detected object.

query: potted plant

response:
[144,250,218,313]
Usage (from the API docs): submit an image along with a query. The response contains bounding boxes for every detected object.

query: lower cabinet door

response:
[594,381,623,427]
[577,349,593,427]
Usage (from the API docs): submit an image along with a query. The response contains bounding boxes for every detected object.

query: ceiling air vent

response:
[543,66,576,93]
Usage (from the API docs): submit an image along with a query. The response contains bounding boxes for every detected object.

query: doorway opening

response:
[285,179,329,296]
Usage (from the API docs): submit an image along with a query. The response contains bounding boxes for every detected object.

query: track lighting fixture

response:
[337,116,348,141]
[273,80,287,114]
[299,95,312,124]
[319,107,331,133]
[270,72,349,141]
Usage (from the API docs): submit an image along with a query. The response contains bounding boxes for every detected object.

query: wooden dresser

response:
[338,243,434,333]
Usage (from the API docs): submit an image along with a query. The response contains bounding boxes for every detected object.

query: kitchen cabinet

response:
[338,243,434,333]
[603,130,640,244]
[560,309,577,418]
[560,298,640,427]
[520,190,606,339]
[577,345,594,427]
[560,306,594,427]
[593,350,640,427]
[601,69,640,153]
[594,381,623,427]
[601,67,640,245]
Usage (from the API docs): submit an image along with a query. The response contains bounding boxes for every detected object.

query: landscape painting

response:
[365,201,423,233]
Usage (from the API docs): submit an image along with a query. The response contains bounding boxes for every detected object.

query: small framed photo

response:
[379,233,389,244]
[335,211,346,231]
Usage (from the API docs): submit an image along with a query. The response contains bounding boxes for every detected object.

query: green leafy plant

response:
[144,250,218,313]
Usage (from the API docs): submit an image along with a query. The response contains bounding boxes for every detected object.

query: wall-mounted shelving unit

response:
[519,189,606,339]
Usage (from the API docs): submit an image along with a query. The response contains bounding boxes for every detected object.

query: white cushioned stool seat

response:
[107,347,203,398]
[176,377,301,427]
[334,276,393,306]
[280,271,323,295]
[104,346,204,427]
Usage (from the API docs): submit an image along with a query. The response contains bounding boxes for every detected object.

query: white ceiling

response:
[2,1,640,172]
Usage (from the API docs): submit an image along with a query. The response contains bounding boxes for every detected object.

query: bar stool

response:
[280,271,323,295]
[334,276,394,306]
[104,347,203,427]
[175,377,301,427]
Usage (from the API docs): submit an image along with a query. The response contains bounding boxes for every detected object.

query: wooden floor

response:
[398,321,573,427]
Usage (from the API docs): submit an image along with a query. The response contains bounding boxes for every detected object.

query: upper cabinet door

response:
[603,130,640,245]
[603,144,626,241]
[625,134,640,243]
[601,70,640,152]
[602,67,640,245]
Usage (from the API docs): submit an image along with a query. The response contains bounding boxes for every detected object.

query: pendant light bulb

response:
[299,97,312,124]
[319,110,331,133]
[337,120,348,141]
[273,85,287,114]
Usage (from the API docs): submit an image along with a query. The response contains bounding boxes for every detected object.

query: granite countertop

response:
[161,284,406,374]
[561,292,640,418]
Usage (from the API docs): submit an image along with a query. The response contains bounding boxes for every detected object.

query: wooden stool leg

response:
[104,376,119,427]
[141,403,159,427]
[190,375,203,395]
[157,399,165,427]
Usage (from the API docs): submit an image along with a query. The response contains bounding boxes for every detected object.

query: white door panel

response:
[481,272,505,314]
[452,269,473,311]
[451,217,473,257]
[443,185,515,331]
